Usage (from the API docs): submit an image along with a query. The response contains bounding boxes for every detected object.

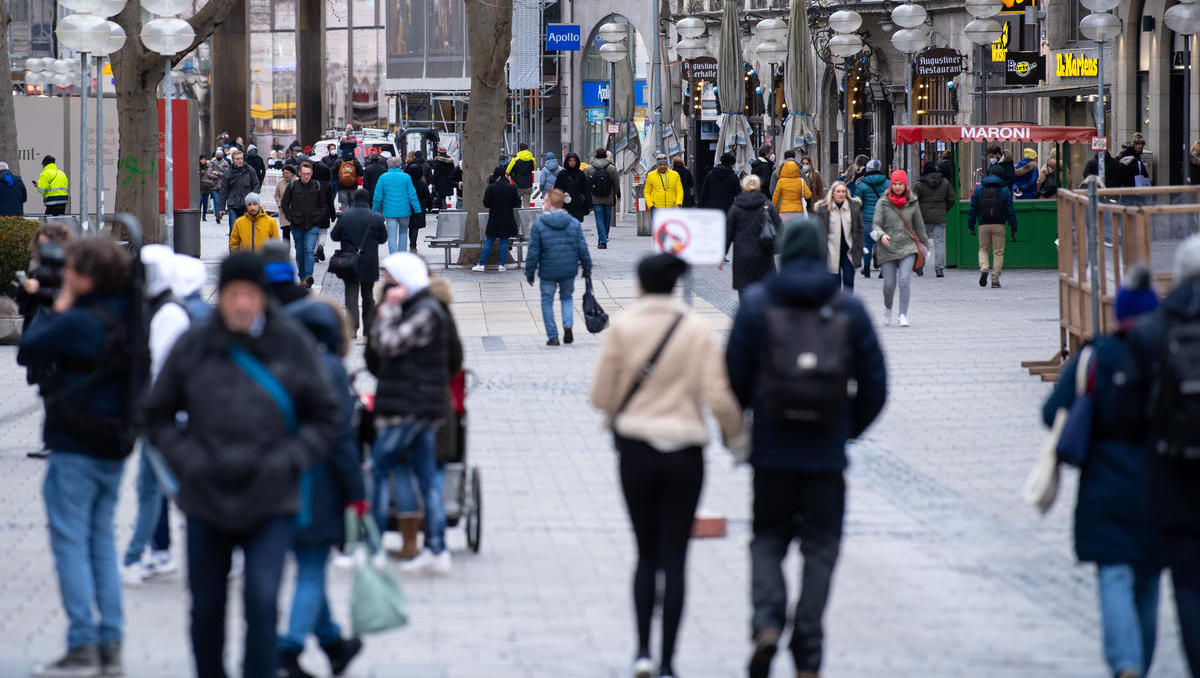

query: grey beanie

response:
[243,192,261,206]
[866,159,882,171]
[1175,234,1200,282]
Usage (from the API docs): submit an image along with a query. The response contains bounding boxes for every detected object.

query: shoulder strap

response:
[894,204,919,242]
[227,344,297,434]
[1075,346,1096,397]
[613,313,685,425]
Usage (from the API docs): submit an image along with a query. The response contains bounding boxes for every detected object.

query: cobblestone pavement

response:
[0,212,1189,677]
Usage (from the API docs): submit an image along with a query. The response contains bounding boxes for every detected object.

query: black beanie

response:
[42,155,55,167]
[219,252,266,290]
[638,253,689,294]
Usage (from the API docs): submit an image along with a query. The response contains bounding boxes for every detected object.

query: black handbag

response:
[329,226,372,280]
[759,203,777,252]
[582,273,609,334]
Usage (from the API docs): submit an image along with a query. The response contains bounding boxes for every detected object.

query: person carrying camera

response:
[18,237,137,677]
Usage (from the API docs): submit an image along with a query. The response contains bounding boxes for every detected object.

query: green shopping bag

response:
[344,510,409,635]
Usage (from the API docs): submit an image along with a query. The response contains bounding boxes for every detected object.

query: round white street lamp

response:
[1079,0,1121,11]
[140,0,190,16]
[829,33,864,58]
[1079,12,1122,42]
[58,0,102,13]
[1166,1,1200,183]
[598,21,626,45]
[97,21,127,56]
[141,17,195,54]
[56,13,110,53]
[598,42,627,63]
[891,3,928,29]
[676,16,706,39]
[755,39,787,63]
[755,18,788,44]
[964,18,1003,44]
[964,0,1002,19]
[676,37,708,61]
[142,9,194,249]
[892,24,929,176]
[829,9,863,35]
[93,0,125,16]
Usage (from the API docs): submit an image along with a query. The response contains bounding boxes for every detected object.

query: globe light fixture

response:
[1165,2,1200,34]
[56,12,110,53]
[756,39,788,63]
[828,9,863,34]
[676,37,709,60]
[891,3,928,29]
[964,0,1002,19]
[1079,0,1120,12]
[676,16,706,39]
[964,18,1003,44]
[93,0,126,17]
[755,18,788,44]
[598,21,626,45]
[58,0,102,13]
[891,27,928,54]
[139,0,190,16]
[141,16,195,54]
[96,21,126,55]
[1079,12,1122,42]
[53,58,73,73]
[598,41,626,63]
[829,33,865,58]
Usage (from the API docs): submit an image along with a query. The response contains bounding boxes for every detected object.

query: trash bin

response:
[173,208,201,257]
[635,183,652,236]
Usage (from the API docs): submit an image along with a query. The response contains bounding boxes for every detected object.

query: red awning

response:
[892,125,1098,145]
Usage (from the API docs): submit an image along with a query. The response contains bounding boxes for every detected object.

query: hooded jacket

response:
[870,189,931,266]
[553,153,592,221]
[724,190,780,290]
[854,170,889,227]
[362,155,389,201]
[644,167,683,209]
[405,164,432,232]
[505,150,538,189]
[698,164,740,213]
[198,160,221,193]
[229,209,281,253]
[330,193,388,282]
[538,154,562,194]
[432,153,457,198]
[36,162,69,207]
[772,161,812,213]
[429,278,464,464]
[0,169,27,216]
[366,287,449,422]
[525,209,592,282]
[220,162,261,213]
[372,167,423,218]
[483,176,521,238]
[244,149,267,184]
[675,164,696,207]
[1012,158,1040,198]
[914,170,956,225]
[725,258,887,471]
[586,157,621,206]
[750,157,774,197]
[967,173,1019,236]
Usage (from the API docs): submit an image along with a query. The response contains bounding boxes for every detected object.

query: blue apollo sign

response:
[545,24,582,51]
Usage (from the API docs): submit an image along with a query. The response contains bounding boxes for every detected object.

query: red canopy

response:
[893,125,1098,145]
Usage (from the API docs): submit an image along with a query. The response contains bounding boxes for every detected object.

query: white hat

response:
[1176,234,1200,282]
[140,244,176,298]
[381,252,430,294]
[170,254,208,298]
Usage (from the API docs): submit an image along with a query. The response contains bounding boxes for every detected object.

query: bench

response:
[426,211,467,269]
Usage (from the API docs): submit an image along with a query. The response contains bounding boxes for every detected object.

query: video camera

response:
[30,239,66,299]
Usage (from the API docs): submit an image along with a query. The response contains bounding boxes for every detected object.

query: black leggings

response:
[616,435,704,672]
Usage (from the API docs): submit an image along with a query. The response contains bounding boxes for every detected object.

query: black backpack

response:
[1152,320,1200,459]
[979,184,1006,223]
[590,168,613,197]
[760,295,853,423]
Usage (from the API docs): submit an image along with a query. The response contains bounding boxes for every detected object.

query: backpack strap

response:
[227,345,296,434]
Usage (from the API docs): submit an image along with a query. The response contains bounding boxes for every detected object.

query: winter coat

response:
[483,177,521,239]
[17,294,131,459]
[366,287,450,422]
[870,192,930,266]
[0,170,27,216]
[590,295,745,450]
[405,165,431,232]
[675,165,696,207]
[220,162,261,213]
[854,170,889,227]
[429,278,464,464]
[144,307,340,532]
[372,167,423,218]
[525,210,592,282]
[644,168,683,209]
[814,197,864,272]
[538,154,562,194]
[330,199,388,283]
[724,190,780,290]
[245,152,267,184]
[362,157,389,202]
[285,299,365,546]
[914,171,956,225]
[331,156,364,192]
[36,162,69,208]
[725,258,887,471]
[432,154,457,199]
[992,158,1017,185]
[1012,158,1039,199]
[937,158,955,185]
[586,158,621,206]
[1042,333,1159,565]
[229,210,281,252]
[198,161,221,193]
[750,158,773,198]
[505,150,538,189]
[554,154,592,221]
[1190,150,1200,186]
[772,161,812,213]
[1116,148,1152,188]
[698,164,740,213]
[282,178,330,231]
[802,166,825,204]
[1126,279,1200,533]
[274,177,294,228]
[966,174,1019,236]
[1083,153,1120,185]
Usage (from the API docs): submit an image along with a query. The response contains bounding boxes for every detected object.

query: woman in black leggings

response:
[590,254,746,678]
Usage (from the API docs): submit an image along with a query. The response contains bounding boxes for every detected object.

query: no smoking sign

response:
[651,208,726,265]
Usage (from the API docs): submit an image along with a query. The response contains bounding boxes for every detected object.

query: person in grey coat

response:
[870,170,930,327]
[913,161,957,278]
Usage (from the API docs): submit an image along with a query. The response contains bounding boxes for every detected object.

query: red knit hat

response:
[890,169,908,186]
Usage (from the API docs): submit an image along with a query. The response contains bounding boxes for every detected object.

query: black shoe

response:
[546,337,560,346]
[27,448,50,459]
[936,270,945,278]
[99,641,122,676]
[598,242,607,249]
[992,280,1002,288]
[563,327,574,344]
[320,637,363,676]
[877,270,884,279]
[979,270,989,287]
[861,265,870,279]
[748,628,779,678]
[304,276,315,289]
[277,649,315,678]
[315,244,326,262]
[914,266,925,277]
[32,644,100,677]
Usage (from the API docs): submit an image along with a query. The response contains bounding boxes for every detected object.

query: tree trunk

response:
[457,0,514,265]
[110,0,238,243]
[0,2,19,167]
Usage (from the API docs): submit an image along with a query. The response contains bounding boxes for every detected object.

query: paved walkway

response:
[0,211,1189,676]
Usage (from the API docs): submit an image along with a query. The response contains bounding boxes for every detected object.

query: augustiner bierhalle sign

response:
[914,48,964,78]
[1005,51,1045,85]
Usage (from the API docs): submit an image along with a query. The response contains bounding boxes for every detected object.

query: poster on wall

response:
[426,0,465,77]
[386,0,426,79]
[384,0,470,85]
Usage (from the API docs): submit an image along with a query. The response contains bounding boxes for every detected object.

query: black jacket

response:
[282,178,330,230]
[483,178,521,238]
[724,190,780,290]
[1083,152,1120,186]
[432,155,457,198]
[220,163,261,212]
[1116,148,1151,188]
[675,165,696,207]
[406,164,432,232]
[362,157,388,202]
[330,199,388,283]
[750,158,774,198]
[0,170,28,216]
[699,164,740,213]
[144,307,340,532]
[366,288,449,422]
[244,153,267,184]
[554,154,592,221]
[937,158,955,186]
[507,156,536,189]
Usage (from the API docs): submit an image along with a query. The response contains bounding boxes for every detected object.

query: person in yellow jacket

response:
[229,193,281,252]
[644,154,683,213]
[772,158,812,217]
[36,155,70,216]
[505,142,538,206]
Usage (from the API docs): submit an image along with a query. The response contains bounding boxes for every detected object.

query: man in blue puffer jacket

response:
[853,159,890,277]
[372,157,423,254]
[525,188,592,346]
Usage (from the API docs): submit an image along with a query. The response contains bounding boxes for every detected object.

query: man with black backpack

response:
[1127,235,1200,674]
[966,163,1018,289]
[586,147,621,249]
[725,217,886,678]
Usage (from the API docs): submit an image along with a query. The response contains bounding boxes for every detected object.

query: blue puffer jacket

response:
[1012,158,1039,199]
[524,210,592,282]
[1042,334,1160,565]
[286,299,365,545]
[538,153,561,192]
[725,259,887,471]
[372,167,423,218]
[855,171,889,227]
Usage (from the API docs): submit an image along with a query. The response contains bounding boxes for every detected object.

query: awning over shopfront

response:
[893,124,1098,145]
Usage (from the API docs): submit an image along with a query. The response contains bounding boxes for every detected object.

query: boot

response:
[276,649,314,678]
[393,514,423,560]
[320,637,363,677]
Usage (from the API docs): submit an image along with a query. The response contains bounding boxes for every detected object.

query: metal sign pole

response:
[79,54,90,230]
[1086,177,1101,339]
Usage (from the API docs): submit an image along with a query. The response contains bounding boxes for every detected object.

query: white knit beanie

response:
[1175,234,1200,282]
[381,252,430,294]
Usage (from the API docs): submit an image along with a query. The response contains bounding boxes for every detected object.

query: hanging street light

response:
[1165,0,1200,183]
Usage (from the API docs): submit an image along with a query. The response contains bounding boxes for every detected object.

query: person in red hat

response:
[868,169,931,327]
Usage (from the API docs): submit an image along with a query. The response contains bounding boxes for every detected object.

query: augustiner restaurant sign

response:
[1055,51,1099,78]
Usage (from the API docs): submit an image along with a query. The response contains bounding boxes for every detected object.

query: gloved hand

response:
[346,499,369,517]
[582,269,592,279]
[526,276,535,287]
[1010,228,1017,241]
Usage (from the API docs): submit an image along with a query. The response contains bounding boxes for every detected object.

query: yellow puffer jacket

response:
[36,163,69,206]
[229,210,281,252]
[772,161,811,213]
[644,169,683,209]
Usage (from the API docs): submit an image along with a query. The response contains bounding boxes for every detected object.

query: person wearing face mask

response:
[813,181,863,291]
[799,156,824,204]
[750,145,774,198]
[869,170,930,327]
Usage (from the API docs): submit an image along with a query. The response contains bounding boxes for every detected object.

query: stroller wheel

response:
[466,467,482,553]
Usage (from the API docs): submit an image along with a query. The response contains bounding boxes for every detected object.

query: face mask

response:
[989,158,998,165]
[769,154,776,162]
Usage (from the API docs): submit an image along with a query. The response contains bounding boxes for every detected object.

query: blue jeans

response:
[278,544,342,653]
[43,451,126,649]
[201,191,219,221]
[227,207,244,236]
[863,236,875,270]
[385,217,410,253]
[593,204,614,244]
[836,251,856,291]
[1097,563,1161,676]
[479,237,509,265]
[371,421,446,553]
[539,277,575,339]
[123,442,163,566]
[187,516,294,678]
[292,227,318,280]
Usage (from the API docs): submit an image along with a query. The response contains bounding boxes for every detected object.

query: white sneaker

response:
[149,550,178,576]
[332,551,354,570]
[430,550,452,576]
[228,549,244,580]
[121,560,153,586]
[497,265,506,272]
[882,308,892,326]
[401,548,437,575]
[471,264,485,272]
[371,550,389,571]
[898,314,910,327]
[381,531,403,553]
[632,657,654,678]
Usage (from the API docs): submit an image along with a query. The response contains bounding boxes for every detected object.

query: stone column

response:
[297,0,325,145]
[210,0,248,140]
